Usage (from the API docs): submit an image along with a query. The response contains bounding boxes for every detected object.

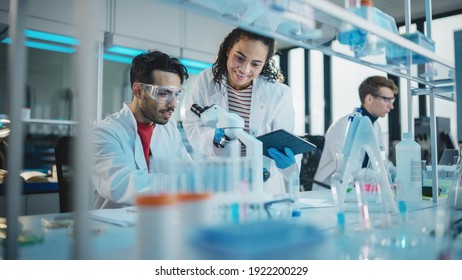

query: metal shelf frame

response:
[157,0,457,203]
[159,0,455,89]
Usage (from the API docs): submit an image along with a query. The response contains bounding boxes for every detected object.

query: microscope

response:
[190,104,264,195]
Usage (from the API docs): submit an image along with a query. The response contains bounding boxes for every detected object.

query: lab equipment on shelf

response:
[422,164,458,196]
[386,31,435,65]
[159,0,455,88]
[337,0,398,58]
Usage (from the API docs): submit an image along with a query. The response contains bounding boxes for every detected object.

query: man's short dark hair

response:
[130,50,189,86]
[359,76,398,104]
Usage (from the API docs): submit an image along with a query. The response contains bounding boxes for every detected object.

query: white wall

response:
[331,57,390,151]
[430,14,462,145]
[309,50,325,136]
[288,48,306,136]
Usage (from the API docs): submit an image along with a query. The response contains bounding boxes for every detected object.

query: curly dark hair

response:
[130,50,189,86]
[212,28,284,90]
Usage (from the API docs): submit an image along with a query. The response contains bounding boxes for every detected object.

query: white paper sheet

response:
[89,207,138,227]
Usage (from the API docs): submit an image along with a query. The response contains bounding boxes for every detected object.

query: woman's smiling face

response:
[226,38,268,90]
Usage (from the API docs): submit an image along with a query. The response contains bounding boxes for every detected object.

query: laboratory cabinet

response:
[0,0,234,63]
[0,0,107,40]
[183,12,235,62]
[114,0,182,41]
[113,0,234,62]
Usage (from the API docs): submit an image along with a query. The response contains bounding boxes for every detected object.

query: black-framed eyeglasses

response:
[371,93,395,104]
[138,82,185,103]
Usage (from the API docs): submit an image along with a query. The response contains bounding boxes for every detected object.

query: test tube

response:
[330,180,346,233]
[289,172,300,203]
[395,179,407,224]
[355,181,371,230]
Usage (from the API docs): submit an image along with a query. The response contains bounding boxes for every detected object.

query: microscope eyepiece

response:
[190,104,205,117]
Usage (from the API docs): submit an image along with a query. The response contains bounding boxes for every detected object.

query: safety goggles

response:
[371,93,395,104]
[138,82,185,103]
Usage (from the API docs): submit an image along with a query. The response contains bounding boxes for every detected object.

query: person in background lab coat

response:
[91,51,191,209]
[313,76,398,190]
[183,28,300,195]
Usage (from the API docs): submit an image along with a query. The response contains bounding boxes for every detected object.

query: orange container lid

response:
[360,0,373,6]
[136,194,176,206]
[176,192,211,202]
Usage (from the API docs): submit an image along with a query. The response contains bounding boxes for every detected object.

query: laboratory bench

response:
[1,189,460,260]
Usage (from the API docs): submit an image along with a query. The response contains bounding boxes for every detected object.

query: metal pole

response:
[96,42,104,122]
[429,92,439,202]
[455,31,462,144]
[424,0,438,202]
[5,0,27,260]
[425,0,432,40]
[73,0,97,259]
[404,0,413,135]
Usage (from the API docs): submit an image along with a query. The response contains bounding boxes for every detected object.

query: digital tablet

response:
[257,129,317,158]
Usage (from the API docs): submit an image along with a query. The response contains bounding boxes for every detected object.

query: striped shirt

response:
[227,84,252,155]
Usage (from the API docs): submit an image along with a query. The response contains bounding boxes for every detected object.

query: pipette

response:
[341,108,362,163]
[340,116,398,214]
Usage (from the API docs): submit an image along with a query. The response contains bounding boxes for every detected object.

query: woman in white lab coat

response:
[183,28,300,195]
[91,51,191,209]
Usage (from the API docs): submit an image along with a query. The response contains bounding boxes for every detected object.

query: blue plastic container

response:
[386,31,435,65]
[337,5,398,57]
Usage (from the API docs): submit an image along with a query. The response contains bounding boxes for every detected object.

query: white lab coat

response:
[90,103,191,209]
[313,113,386,189]
[183,68,301,194]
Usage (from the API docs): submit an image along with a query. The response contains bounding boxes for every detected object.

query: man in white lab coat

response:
[90,51,191,209]
[313,76,398,189]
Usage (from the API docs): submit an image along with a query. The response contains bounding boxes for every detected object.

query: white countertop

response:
[1,189,460,260]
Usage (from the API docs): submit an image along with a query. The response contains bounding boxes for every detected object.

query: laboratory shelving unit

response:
[23,119,78,125]
[157,0,456,202]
